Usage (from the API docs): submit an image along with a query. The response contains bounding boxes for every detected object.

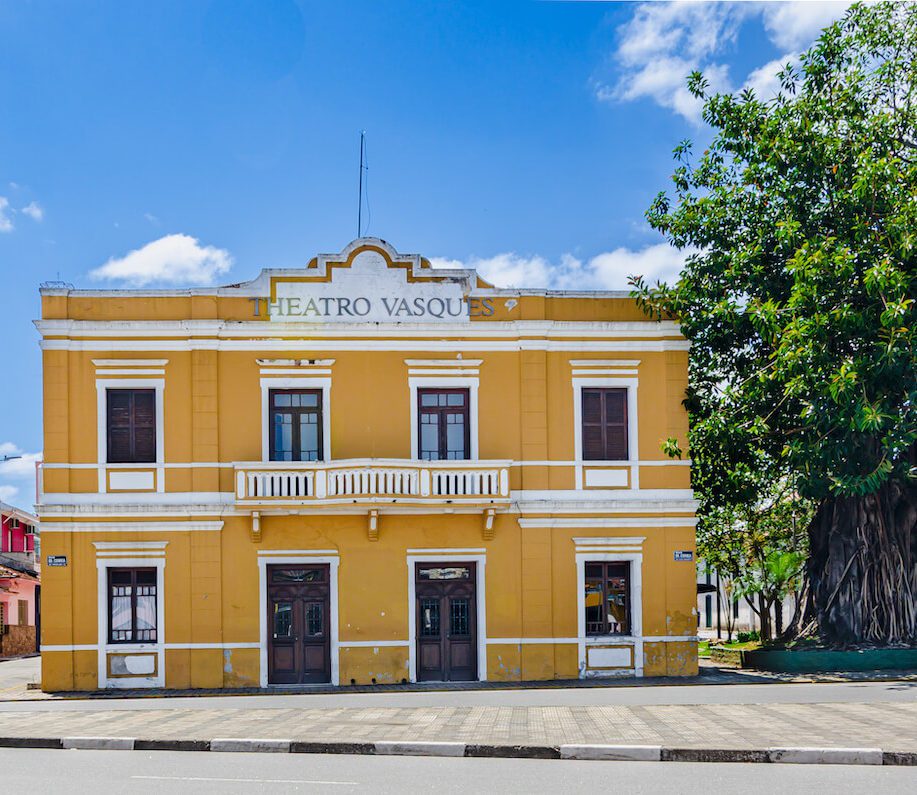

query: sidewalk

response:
[0,698,914,764]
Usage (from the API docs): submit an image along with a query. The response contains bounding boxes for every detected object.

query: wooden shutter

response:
[107,390,134,463]
[107,389,156,463]
[581,389,605,460]
[132,390,157,462]
[581,388,628,461]
[604,390,628,460]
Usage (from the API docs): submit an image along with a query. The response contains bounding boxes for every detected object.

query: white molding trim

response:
[406,551,487,683]
[572,376,639,491]
[44,642,265,651]
[93,541,169,551]
[39,318,684,338]
[574,536,646,547]
[339,640,411,648]
[259,377,332,463]
[43,339,691,353]
[521,517,696,528]
[408,376,480,461]
[96,554,166,689]
[42,521,224,533]
[93,359,169,367]
[486,637,578,645]
[257,552,340,687]
[95,377,165,494]
[575,549,643,678]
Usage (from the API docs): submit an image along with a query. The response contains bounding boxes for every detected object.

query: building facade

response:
[37,238,697,691]
[0,502,40,658]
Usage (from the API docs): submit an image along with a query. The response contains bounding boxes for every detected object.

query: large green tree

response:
[635,2,917,646]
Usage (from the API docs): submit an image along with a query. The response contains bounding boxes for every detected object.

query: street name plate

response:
[46,555,68,567]
[674,550,694,561]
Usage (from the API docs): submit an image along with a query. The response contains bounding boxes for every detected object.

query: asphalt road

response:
[1,749,915,794]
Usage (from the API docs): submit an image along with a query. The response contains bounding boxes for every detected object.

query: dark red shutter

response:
[107,389,156,463]
[132,390,157,462]
[604,390,628,460]
[582,388,628,461]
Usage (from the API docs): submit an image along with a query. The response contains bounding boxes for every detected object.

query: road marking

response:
[132,775,358,785]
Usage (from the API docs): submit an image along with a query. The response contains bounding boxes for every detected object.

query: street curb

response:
[561,744,662,761]
[376,741,465,757]
[0,736,912,764]
[769,747,883,765]
[62,737,135,751]
[210,738,291,753]
[0,736,62,749]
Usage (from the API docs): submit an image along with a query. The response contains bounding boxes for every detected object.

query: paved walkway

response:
[0,699,915,752]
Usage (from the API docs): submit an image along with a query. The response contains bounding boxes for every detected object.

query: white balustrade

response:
[235,462,509,502]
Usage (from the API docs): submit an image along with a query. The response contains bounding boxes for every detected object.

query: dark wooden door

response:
[415,562,477,682]
[267,564,331,685]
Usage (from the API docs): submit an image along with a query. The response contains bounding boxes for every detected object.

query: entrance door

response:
[415,562,477,681]
[267,564,331,685]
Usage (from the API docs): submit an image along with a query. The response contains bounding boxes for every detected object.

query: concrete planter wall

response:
[709,646,744,668]
[742,647,917,673]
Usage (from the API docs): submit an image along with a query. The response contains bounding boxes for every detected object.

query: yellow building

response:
[36,238,697,691]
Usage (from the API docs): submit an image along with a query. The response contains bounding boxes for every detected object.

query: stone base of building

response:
[0,625,37,658]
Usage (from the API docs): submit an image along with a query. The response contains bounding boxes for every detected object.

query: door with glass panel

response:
[269,389,323,462]
[415,563,477,681]
[267,564,330,684]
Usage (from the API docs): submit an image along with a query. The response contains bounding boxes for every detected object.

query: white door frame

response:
[406,549,487,682]
[257,551,340,687]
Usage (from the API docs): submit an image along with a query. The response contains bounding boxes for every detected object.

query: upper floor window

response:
[108,567,157,643]
[418,388,469,460]
[269,389,323,462]
[107,389,156,463]
[581,388,628,461]
[584,561,630,636]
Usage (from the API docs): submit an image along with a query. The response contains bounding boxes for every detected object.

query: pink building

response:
[0,502,40,658]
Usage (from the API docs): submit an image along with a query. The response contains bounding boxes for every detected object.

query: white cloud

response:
[21,201,43,221]
[431,242,692,291]
[0,442,42,508]
[0,197,13,232]
[760,1,851,52]
[599,1,849,122]
[89,233,233,286]
[743,54,795,101]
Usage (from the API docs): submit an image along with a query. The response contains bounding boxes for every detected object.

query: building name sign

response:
[250,294,494,322]
[253,249,494,324]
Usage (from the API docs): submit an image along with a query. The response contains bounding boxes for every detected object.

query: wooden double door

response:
[415,562,478,682]
[267,564,331,685]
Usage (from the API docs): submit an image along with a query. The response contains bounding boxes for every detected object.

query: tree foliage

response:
[633,2,917,644]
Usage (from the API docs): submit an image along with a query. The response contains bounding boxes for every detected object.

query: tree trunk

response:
[808,473,917,646]
[774,599,783,637]
[758,593,771,640]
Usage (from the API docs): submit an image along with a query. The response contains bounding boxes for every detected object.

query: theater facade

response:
[36,238,697,691]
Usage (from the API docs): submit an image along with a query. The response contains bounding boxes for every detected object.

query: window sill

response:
[585,634,636,644]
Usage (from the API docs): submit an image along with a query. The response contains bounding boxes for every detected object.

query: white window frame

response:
[572,377,639,490]
[406,549,487,683]
[95,545,167,689]
[575,551,643,677]
[96,378,165,493]
[257,551,340,687]
[409,377,479,461]
[261,378,332,463]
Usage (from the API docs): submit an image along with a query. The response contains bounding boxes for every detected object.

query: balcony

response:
[234,458,511,509]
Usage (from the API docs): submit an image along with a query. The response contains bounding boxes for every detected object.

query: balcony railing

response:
[234,459,511,506]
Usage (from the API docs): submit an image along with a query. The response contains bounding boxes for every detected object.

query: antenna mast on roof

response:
[357,130,366,238]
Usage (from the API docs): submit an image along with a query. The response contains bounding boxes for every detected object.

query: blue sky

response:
[0,0,848,505]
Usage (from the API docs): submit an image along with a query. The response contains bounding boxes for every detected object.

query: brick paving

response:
[0,700,915,752]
